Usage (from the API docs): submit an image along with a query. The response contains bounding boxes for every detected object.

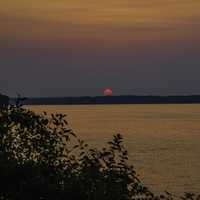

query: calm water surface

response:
[29,104,200,194]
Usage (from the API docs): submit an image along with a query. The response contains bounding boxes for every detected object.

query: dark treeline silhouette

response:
[22,95,200,105]
[0,93,9,108]
[0,101,199,199]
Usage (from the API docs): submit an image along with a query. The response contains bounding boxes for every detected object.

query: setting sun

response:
[103,88,113,96]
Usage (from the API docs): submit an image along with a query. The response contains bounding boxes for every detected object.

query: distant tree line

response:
[23,95,200,105]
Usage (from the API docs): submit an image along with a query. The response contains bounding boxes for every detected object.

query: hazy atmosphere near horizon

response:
[1,0,200,97]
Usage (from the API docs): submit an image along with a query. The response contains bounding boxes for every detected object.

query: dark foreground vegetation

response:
[0,94,9,108]
[0,101,199,200]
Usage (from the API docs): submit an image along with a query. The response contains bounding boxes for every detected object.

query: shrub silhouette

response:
[0,93,9,108]
[0,103,199,200]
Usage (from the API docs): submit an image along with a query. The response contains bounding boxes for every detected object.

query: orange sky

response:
[1,0,200,96]
[1,0,200,48]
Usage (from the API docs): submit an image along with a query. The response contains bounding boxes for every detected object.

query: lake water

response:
[28,104,200,195]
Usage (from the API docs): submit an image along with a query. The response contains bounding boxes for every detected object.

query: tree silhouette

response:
[0,102,199,200]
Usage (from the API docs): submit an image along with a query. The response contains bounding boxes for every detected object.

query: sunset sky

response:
[1,0,200,97]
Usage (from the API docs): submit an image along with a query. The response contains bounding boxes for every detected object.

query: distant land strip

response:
[11,95,200,105]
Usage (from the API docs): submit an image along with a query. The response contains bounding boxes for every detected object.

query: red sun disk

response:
[104,89,113,96]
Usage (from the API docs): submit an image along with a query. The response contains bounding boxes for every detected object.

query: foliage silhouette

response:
[0,93,9,108]
[0,102,199,200]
